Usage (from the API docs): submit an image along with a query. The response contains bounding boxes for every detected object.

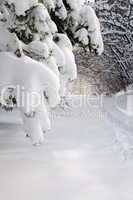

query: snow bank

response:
[0,96,132,199]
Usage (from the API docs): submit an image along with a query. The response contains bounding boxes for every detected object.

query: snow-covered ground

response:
[0,95,133,200]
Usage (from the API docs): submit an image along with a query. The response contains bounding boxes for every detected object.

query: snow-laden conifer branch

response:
[0,0,103,144]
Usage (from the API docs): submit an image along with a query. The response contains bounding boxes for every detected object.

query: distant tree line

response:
[76,0,133,94]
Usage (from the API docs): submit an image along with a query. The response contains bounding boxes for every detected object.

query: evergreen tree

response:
[0,0,103,144]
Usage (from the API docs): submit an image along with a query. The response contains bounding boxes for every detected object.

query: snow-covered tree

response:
[0,0,103,144]
[75,0,133,94]
[96,0,133,89]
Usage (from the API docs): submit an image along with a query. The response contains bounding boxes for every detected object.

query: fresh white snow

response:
[0,52,61,144]
[0,26,22,56]
[7,0,38,15]
[0,95,133,200]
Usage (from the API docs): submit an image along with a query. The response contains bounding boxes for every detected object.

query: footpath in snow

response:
[0,95,133,200]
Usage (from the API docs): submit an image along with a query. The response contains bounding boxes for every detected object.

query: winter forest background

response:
[76,0,133,94]
[0,1,133,199]
[0,0,133,96]
[0,0,133,144]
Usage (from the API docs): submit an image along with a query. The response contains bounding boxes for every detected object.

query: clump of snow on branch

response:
[0,52,60,145]
[43,0,103,55]
[78,5,104,55]
[0,26,22,57]
[54,33,77,96]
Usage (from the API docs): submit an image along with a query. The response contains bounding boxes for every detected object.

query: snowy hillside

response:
[0,95,133,200]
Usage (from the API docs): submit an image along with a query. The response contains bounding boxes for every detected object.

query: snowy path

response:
[0,96,133,200]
